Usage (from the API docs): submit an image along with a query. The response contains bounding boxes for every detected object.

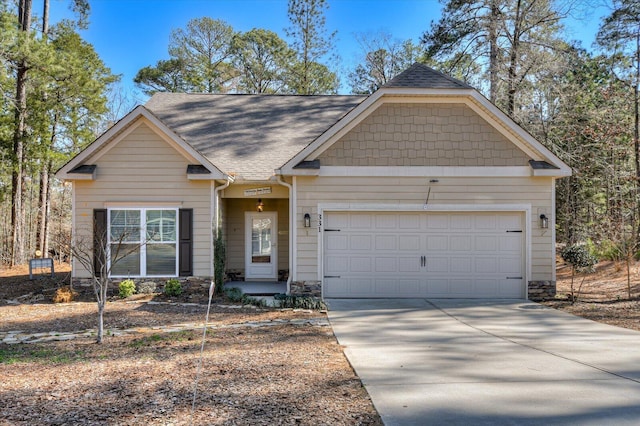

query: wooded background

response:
[1,0,639,266]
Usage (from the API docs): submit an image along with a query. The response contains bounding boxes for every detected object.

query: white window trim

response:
[108,207,179,278]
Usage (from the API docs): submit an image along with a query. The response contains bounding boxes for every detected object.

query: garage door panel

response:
[325,256,348,274]
[426,215,449,229]
[323,212,525,299]
[350,257,372,272]
[324,277,346,297]
[475,279,499,296]
[475,235,498,251]
[450,257,472,273]
[399,235,420,250]
[426,235,448,250]
[375,214,397,229]
[399,257,420,272]
[499,257,522,274]
[375,235,397,250]
[450,236,472,251]
[350,235,372,250]
[451,215,472,230]
[375,257,398,272]
[475,215,497,229]
[499,279,524,298]
[399,214,420,229]
[326,234,348,251]
[350,214,372,228]
[326,213,348,228]
[426,257,449,272]
[427,279,449,295]
[450,279,473,294]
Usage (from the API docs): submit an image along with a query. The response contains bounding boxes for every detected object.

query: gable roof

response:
[56,106,227,180]
[145,93,366,181]
[280,63,571,177]
[384,62,472,90]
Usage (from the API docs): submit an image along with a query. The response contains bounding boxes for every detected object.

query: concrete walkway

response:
[327,299,640,425]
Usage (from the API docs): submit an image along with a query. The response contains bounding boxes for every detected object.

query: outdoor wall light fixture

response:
[539,214,549,229]
[304,213,311,228]
[256,199,264,212]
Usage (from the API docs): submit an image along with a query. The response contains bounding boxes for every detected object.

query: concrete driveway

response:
[327,299,640,425]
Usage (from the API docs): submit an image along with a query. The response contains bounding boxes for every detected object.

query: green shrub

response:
[164,278,183,297]
[223,287,268,308]
[224,287,244,302]
[118,279,136,298]
[274,294,327,310]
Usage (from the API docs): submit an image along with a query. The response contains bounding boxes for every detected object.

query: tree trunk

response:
[42,0,49,35]
[11,0,33,267]
[36,163,51,257]
[488,0,499,103]
[97,300,104,343]
[634,32,640,244]
[507,0,523,117]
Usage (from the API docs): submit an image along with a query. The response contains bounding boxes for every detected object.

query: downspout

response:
[213,176,234,281]
[276,175,294,294]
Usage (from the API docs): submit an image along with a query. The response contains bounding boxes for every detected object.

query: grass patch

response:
[128,331,194,348]
[0,347,85,364]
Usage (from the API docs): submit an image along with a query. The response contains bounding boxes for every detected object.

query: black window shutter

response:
[179,208,193,276]
[93,209,107,277]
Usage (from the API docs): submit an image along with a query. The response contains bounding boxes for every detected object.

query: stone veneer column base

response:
[290,281,321,298]
[528,280,556,301]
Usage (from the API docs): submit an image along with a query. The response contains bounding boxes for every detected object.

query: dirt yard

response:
[0,264,382,425]
[1,258,639,425]
[543,257,640,331]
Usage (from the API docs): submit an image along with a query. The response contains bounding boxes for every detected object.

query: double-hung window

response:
[108,208,178,277]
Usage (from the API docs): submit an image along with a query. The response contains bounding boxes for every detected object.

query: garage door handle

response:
[324,276,341,279]
[420,256,426,268]
[506,276,523,279]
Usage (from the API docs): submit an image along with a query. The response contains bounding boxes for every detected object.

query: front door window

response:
[245,212,277,279]
[251,218,272,263]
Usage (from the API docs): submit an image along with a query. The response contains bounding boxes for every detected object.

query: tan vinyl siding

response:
[224,198,289,273]
[73,121,212,278]
[295,175,554,282]
[318,103,532,166]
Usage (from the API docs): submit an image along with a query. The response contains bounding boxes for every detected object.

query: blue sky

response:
[36,0,607,99]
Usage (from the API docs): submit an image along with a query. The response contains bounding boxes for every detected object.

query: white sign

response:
[244,187,272,196]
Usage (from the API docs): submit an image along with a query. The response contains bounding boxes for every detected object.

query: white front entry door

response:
[245,212,278,280]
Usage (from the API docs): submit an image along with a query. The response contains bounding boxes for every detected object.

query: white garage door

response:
[323,211,525,298]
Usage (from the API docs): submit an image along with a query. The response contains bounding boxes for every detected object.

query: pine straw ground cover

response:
[2,258,640,425]
[0,264,381,425]
[541,258,640,331]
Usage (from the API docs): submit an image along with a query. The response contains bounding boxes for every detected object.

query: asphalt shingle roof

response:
[384,63,472,90]
[145,93,366,181]
[143,63,473,180]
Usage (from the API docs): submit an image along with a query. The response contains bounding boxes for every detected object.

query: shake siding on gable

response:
[317,103,532,166]
[73,122,212,278]
[295,176,554,283]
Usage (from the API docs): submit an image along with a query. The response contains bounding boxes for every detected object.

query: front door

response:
[245,212,278,280]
